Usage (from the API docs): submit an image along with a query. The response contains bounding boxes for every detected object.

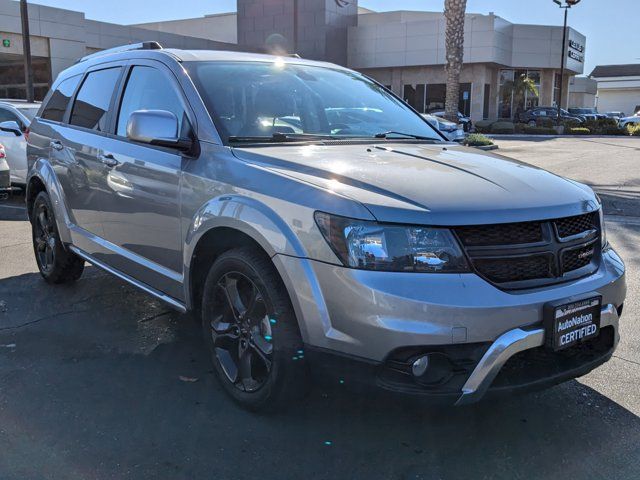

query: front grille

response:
[555,212,597,238]
[456,221,543,246]
[454,212,600,289]
[562,242,596,272]
[473,254,555,283]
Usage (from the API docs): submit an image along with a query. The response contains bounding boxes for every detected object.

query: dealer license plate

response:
[549,296,601,351]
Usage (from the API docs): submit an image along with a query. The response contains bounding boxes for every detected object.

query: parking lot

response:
[1,137,639,480]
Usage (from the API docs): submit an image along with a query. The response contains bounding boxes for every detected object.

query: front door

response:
[98,62,189,299]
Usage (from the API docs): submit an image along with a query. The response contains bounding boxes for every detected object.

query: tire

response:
[201,247,308,412]
[31,191,84,284]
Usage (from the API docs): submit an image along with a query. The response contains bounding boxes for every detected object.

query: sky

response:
[28,0,640,75]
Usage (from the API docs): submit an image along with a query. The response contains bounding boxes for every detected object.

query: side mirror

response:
[0,120,23,136]
[126,110,192,151]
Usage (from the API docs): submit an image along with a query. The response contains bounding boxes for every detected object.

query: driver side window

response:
[116,66,187,138]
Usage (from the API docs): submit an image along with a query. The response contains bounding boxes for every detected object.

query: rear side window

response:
[41,75,81,122]
[69,67,122,131]
[116,66,186,137]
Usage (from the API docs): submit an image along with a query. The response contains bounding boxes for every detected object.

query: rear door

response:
[49,64,124,239]
[96,60,191,299]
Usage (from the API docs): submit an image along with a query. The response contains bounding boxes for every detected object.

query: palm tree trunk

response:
[444,0,467,123]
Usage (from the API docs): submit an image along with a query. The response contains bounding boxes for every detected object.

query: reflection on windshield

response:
[187,61,442,143]
[18,108,39,121]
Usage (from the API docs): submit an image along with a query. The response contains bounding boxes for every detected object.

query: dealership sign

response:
[2,39,9,48]
[567,38,584,64]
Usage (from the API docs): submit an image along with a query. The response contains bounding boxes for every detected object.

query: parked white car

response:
[421,114,466,142]
[0,143,10,198]
[0,100,41,187]
[618,114,640,129]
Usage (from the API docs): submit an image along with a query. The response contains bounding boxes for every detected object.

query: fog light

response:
[411,355,430,377]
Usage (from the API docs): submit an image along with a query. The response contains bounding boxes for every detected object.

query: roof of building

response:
[590,64,640,78]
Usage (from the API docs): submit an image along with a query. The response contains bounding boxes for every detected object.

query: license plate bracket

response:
[544,294,602,351]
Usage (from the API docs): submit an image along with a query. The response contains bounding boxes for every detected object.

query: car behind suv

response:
[0,100,41,187]
[517,106,583,125]
[26,43,626,411]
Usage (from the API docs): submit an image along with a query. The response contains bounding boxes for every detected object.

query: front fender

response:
[27,158,74,245]
[183,194,310,308]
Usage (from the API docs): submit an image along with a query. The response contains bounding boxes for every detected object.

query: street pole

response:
[293,0,298,54]
[557,7,568,125]
[20,0,34,102]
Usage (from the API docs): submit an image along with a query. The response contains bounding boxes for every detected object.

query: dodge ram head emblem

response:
[335,0,349,7]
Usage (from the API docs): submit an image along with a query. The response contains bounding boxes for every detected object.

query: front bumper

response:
[274,247,626,404]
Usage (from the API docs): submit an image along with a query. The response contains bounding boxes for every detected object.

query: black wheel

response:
[201,247,308,411]
[31,191,84,283]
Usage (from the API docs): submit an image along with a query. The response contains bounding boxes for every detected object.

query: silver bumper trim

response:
[455,303,620,406]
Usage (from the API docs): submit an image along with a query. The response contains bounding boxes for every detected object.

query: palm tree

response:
[443,0,467,123]
[503,74,539,121]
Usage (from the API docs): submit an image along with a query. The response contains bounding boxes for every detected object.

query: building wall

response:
[568,76,597,108]
[237,0,358,64]
[0,0,244,87]
[347,11,585,76]
[596,88,640,116]
[133,13,238,44]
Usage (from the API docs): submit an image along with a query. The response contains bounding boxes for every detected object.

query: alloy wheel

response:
[34,203,56,274]
[210,272,274,392]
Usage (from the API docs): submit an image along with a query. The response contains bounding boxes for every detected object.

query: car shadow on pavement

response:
[1,268,639,480]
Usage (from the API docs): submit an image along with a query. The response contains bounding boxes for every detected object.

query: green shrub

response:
[568,127,591,135]
[583,117,621,134]
[474,120,494,133]
[463,133,494,147]
[490,121,515,134]
[524,126,557,135]
[603,127,626,136]
[561,118,582,128]
[626,123,640,136]
[536,117,556,128]
[514,123,526,134]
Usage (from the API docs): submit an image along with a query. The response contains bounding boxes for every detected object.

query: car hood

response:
[231,142,598,225]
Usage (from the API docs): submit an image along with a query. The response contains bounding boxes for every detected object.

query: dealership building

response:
[0,0,586,121]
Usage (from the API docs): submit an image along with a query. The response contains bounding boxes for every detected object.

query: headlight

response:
[596,195,608,249]
[314,212,469,273]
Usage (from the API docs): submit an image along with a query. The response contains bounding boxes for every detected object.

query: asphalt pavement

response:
[0,137,639,480]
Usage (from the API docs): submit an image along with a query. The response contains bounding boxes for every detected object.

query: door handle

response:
[99,153,119,168]
[50,140,64,151]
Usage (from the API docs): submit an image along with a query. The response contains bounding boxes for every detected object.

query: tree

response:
[443,0,467,123]
[503,73,539,120]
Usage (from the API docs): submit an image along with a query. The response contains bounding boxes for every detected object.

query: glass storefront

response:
[498,69,541,119]
[403,83,471,115]
[0,53,51,101]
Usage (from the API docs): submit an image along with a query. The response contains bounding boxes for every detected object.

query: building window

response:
[404,83,472,115]
[403,84,426,112]
[498,69,541,119]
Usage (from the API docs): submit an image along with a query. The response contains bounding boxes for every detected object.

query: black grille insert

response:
[454,212,600,289]
[555,212,597,238]
[456,221,543,246]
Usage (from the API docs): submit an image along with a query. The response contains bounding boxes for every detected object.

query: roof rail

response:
[77,41,163,64]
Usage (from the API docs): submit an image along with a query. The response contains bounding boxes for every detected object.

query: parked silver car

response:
[421,113,465,142]
[26,43,626,411]
[0,100,40,186]
[0,143,9,198]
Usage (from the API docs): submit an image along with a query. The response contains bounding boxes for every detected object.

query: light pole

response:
[20,0,34,102]
[553,0,581,125]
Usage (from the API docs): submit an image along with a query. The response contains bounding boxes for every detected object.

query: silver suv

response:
[26,43,626,411]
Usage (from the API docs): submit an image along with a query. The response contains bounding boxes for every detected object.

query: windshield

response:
[186,61,442,143]
[17,107,39,121]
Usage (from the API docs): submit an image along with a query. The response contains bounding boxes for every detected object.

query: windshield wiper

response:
[374,131,437,140]
[228,132,340,143]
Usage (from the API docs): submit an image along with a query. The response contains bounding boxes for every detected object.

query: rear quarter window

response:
[41,75,81,122]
